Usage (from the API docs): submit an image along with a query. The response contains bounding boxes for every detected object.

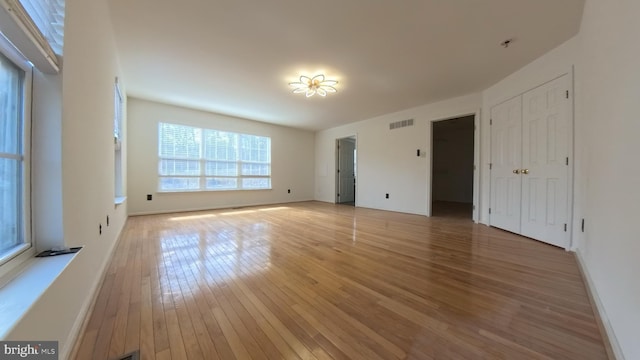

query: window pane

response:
[241,163,270,176]
[242,178,271,189]
[204,130,237,160]
[159,123,201,159]
[159,177,200,191]
[206,177,238,190]
[0,53,25,260]
[0,158,22,255]
[0,54,22,155]
[159,159,200,176]
[205,161,237,176]
[240,134,270,162]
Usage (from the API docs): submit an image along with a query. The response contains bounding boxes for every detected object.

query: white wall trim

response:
[575,250,625,360]
[127,199,315,217]
[60,220,128,360]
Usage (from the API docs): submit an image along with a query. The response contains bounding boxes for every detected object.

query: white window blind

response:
[19,0,64,55]
[0,0,64,73]
[158,123,271,192]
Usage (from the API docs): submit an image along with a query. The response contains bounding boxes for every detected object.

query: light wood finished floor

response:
[74,201,608,360]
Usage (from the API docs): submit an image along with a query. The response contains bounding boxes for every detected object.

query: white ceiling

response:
[107,0,584,131]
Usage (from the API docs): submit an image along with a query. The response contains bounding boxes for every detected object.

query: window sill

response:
[0,252,78,338]
[157,188,273,193]
[115,196,127,206]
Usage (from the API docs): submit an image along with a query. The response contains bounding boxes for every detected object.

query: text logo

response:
[1,342,57,360]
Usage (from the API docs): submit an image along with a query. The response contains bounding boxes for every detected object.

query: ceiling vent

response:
[389,119,414,130]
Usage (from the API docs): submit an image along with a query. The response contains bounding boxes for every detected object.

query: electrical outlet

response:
[147,194,152,201]
[385,193,389,199]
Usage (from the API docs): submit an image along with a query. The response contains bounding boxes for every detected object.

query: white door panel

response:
[490,96,522,233]
[521,75,570,248]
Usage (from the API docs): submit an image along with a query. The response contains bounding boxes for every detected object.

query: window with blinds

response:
[19,0,65,55]
[158,123,271,192]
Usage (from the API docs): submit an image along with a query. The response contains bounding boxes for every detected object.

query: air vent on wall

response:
[389,119,414,130]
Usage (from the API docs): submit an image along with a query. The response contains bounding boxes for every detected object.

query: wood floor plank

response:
[74,201,610,360]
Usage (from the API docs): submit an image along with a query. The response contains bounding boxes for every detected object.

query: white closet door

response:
[521,75,570,248]
[490,96,523,234]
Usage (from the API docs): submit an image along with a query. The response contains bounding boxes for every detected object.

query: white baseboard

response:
[59,219,128,360]
[128,199,315,216]
[575,249,625,360]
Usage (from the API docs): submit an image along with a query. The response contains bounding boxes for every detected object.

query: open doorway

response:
[336,136,356,205]
[431,116,475,218]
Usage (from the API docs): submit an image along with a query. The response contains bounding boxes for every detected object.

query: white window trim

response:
[114,77,125,203]
[0,32,34,278]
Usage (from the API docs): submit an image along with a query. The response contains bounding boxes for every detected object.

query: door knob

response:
[513,169,520,174]
[522,169,530,174]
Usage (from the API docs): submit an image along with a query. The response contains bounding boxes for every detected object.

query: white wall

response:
[315,93,480,215]
[31,71,64,252]
[576,0,640,358]
[5,0,129,358]
[127,98,315,215]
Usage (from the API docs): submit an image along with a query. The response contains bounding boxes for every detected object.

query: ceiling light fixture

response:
[289,74,338,98]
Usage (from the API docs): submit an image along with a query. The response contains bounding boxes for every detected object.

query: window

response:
[0,48,31,265]
[19,0,65,55]
[159,123,271,192]
[114,78,124,202]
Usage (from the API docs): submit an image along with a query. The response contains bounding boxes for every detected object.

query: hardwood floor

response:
[74,201,608,360]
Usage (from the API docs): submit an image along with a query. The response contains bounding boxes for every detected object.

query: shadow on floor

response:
[432,201,472,219]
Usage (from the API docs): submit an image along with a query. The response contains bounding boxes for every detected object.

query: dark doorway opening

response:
[336,136,356,206]
[432,116,474,218]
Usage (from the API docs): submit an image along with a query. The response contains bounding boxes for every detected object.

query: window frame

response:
[114,77,124,202]
[0,33,34,273]
[157,122,272,192]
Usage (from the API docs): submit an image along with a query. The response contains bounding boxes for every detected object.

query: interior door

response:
[520,75,570,247]
[337,138,356,203]
[490,96,523,233]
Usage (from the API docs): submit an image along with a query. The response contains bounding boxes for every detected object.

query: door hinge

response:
[473,205,476,210]
[566,157,569,166]
[564,224,567,232]
[489,163,493,170]
[490,119,493,125]
[489,208,492,214]
[337,169,340,173]
[566,90,569,99]
[473,165,476,171]
[337,193,340,197]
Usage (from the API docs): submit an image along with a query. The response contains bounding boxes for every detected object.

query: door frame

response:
[335,135,358,205]
[427,110,480,222]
